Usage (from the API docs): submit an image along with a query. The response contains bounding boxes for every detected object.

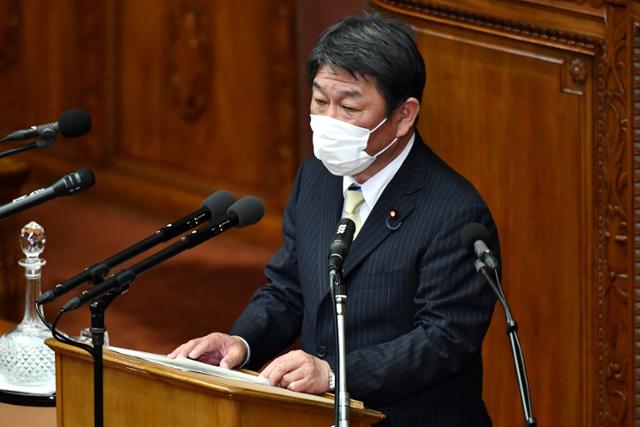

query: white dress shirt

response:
[342,132,415,224]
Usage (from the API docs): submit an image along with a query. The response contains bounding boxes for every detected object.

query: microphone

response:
[461,222,499,270]
[0,168,95,221]
[36,190,237,305]
[329,218,356,273]
[60,195,264,312]
[0,109,92,142]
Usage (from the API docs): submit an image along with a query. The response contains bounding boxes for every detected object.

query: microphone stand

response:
[48,277,128,427]
[475,260,536,427]
[329,269,349,427]
[87,289,120,427]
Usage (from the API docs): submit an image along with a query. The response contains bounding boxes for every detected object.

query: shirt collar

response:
[343,132,415,209]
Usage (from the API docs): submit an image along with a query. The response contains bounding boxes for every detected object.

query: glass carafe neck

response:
[18,257,46,326]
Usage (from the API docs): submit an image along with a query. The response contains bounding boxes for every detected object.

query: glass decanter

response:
[0,221,55,389]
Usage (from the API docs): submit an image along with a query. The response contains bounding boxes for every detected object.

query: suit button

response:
[316,346,328,358]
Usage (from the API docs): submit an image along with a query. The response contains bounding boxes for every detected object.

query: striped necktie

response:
[345,185,365,237]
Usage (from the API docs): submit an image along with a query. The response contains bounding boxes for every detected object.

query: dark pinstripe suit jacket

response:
[230,133,499,426]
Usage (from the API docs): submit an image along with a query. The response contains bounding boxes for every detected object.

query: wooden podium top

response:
[47,338,384,426]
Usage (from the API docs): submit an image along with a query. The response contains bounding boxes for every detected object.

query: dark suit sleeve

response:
[228,163,306,370]
[345,204,498,403]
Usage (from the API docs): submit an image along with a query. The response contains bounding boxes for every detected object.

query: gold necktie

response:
[345,185,365,237]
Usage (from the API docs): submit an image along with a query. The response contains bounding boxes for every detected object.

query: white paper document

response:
[108,346,271,386]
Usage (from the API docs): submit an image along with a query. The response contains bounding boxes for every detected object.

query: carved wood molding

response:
[167,1,212,123]
[373,0,602,54]
[73,0,112,164]
[260,0,297,207]
[0,0,21,72]
[73,0,105,112]
[597,6,632,427]
[633,18,640,427]
[570,57,588,85]
[552,0,622,6]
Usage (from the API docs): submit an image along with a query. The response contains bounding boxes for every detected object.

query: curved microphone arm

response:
[476,262,536,427]
[0,138,54,159]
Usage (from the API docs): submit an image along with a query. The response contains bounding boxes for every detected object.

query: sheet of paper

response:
[108,346,272,386]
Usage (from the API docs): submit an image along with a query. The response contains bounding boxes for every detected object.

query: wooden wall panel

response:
[0,1,35,321]
[117,1,294,191]
[421,22,592,427]
[8,0,636,424]
[1,0,298,247]
[373,0,610,425]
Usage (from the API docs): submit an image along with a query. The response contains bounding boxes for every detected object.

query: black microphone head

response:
[52,168,96,195]
[461,222,490,252]
[201,190,236,219]
[58,109,92,138]
[331,218,356,248]
[76,167,96,186]
[227,196,264,228]
[328,218,356,272]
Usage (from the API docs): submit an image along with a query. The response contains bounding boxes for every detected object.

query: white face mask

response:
[310,114,399,176]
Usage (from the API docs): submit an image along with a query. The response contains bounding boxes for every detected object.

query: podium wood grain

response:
[47,338,384,426]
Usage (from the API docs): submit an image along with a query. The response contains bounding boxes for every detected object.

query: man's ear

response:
[394,97,420,138]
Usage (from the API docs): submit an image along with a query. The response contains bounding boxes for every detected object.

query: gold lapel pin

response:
[386,209,402,231]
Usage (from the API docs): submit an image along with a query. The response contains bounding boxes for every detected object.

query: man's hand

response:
[167,332,247,369]
[260,350,331,394]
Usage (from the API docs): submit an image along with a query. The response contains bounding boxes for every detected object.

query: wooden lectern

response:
[47,339,384,426]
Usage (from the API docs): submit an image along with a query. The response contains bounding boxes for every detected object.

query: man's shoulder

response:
[412,141,490,211]
[295,156,336,186]
[298,156,326,175]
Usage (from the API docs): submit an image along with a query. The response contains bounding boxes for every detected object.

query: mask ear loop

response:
[372,136,399,157]
[366,116,397,157]
[368,117,388,134]
[366,100,409,157]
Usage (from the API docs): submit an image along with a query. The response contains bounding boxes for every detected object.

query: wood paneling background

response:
[372,0,638,425]
[0,0,298,246]
[5,0,639,425]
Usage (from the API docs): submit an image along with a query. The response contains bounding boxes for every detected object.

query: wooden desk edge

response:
[45,338,384,422]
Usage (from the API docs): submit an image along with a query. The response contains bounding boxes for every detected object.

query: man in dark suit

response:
[169,12,499,426]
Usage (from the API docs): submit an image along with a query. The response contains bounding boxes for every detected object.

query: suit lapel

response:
[343,136,428,276]
[311,170,342,304]
[317,173,343,253]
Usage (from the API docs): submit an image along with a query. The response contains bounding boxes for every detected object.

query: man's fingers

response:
[219,341,245,369]
[261,350,301,377]
[259,355,280,379]
[263,362,292,386]
[286,378,307,392]
[280,369,304,389]
[261,352,306,386]
[188,341,212,360]
[260,351,330,394]
[167,333,228,363]
[167,342,196,359]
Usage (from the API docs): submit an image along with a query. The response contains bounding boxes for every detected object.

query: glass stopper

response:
[19,221,46,258]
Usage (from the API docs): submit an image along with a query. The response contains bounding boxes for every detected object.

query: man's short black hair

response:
[307,11,426,115]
